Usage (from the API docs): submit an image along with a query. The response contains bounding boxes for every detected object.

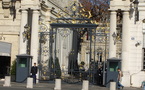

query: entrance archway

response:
[0,42,11,79]
[0,56,11,78]
[38,1,98,84]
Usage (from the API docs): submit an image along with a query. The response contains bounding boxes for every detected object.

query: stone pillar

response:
[82,80,89,90]
[109,82,116,90]
[19,10,28,54]
[109,11,117,58]
[121,11,130,71]
[3,76,11,87]
[121,11,130,87]
[54,79,61,90]
[30,10,39,64]
[26,77,33,88]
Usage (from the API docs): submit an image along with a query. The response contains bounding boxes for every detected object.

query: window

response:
[143,48,145,70]
[18,58,27,67]
[109,62,118,72]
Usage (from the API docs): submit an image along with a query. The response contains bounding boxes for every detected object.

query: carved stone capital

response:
[2,0,11,9]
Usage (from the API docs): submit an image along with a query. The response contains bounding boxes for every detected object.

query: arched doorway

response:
[0,42,11,79]
[0,56,11,78]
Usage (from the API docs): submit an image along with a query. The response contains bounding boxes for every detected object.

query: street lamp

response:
[23,24,31,42]
[133,0,139,9]
[22,24,31,54]
[112,32,117,45]
[133,0,139,22]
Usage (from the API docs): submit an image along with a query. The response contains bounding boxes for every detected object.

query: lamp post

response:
[133,0,139,22]
[133,0,139,8]
[23,24,31,42]
[23,24,31,54]
[112,32,117,45]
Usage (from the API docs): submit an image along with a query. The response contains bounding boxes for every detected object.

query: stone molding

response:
[110,1,130,11]
[0,32,19,35]
[2,0,11,18]
[2,0,11,9]
[21,0,40,10]
[138,2,145,11]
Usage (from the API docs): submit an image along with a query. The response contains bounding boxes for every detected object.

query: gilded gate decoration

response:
[38,1,101,84]
[39,23,51,80]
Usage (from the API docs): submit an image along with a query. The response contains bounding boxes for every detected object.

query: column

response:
[121,11,130,87]
[30,10,39,64]
[19,10,27,54]
[121,11,130,71]
[109,11,117,58]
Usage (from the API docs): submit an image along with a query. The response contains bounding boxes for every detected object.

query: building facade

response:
[0,0,72,80]
[109,0,145,87]
[1,0,145,87]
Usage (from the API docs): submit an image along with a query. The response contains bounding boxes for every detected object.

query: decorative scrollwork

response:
[42,46,49,56]
[40,23,49,32]
[58,28,71,37]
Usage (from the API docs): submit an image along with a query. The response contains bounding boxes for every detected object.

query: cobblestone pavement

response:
[0,81,142,90]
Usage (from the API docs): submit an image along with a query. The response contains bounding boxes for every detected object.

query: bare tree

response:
[79,0,110,22]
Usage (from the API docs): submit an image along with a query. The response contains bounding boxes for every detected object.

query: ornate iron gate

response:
[38,1,98,84]
[39,22,98,83]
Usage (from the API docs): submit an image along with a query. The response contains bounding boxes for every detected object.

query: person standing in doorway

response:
[31,63,38,84]
[117,68,124,89]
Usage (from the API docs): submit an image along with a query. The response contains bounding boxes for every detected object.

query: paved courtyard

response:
[0,81,142,90]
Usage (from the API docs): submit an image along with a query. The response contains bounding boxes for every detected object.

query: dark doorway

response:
[0,56,11,78]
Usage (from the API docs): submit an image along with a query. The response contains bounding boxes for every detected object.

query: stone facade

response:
[0,0,20,63]
[129,1,145,87]
[0,0,70,79]
[1,0,145,87]
[109,0,145,87]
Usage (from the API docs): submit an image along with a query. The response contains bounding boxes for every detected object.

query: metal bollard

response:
[82,80,89,90]
[54,79,61,90]
[26,77,33,88]
[3,76,11,87]
[110,82,116,90]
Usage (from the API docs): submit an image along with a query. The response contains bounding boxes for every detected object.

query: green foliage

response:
[10,60,16,75]
[48,57,61,79]
[54,57,61,78]
[48,56,54,79]
[48,56,54,70]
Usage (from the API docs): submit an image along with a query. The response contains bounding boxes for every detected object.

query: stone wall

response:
[0,1,21,63]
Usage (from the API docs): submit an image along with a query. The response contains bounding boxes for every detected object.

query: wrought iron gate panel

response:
[50,23,98,84]
[38,0,99,83]
[39,23,51,80]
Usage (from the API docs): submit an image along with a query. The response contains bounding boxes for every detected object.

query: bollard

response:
[54,79,61,90]
[26,77,33,88]
[110,82,116,90]
[82,80,89,90]
[3,76,11,87]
